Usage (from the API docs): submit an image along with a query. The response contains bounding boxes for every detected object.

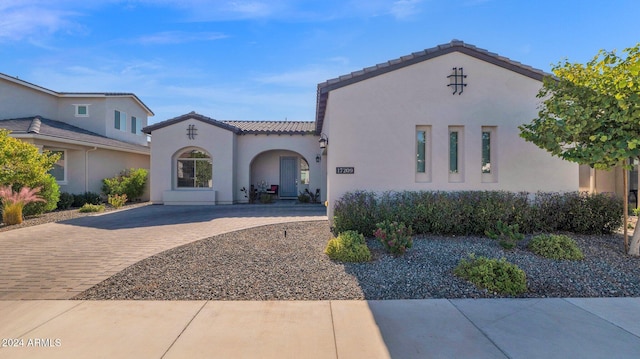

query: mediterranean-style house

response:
[0,72,153,199]
[2,40,635,212]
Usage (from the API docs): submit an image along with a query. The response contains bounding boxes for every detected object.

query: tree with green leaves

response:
[520,43,640,255]
[0,129,60,216]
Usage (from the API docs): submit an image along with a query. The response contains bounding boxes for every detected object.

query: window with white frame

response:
[448,126,464,182]
[415,125,431,182]
[176,149,212,188]
[131,116,142,134]
[48,150,66,183]
[482,126,497,182]
[74,104,89,117]
[114,110,127,131]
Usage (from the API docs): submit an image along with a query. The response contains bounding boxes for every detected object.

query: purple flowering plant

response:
[373,220,413,256]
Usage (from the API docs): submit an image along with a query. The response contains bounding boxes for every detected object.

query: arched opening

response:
[174,148,212,189]
[249,150,310,199]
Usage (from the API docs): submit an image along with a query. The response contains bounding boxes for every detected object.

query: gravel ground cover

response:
[74,220,640,300]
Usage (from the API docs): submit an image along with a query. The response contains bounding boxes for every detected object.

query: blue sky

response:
[1,0,639,124]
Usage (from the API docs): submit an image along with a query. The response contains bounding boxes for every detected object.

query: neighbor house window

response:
[74,104,89,117]
[114,110,127,131]
[48,150,66,183]
[177,150,212,188]
[482,126,497,183]
[131,116,142,134]
[448,126,464,182]
[415,125,431,182]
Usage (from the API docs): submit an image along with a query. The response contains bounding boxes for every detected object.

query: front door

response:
[280,156,298,198]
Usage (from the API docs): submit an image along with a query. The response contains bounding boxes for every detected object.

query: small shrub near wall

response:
[333,190,623,236]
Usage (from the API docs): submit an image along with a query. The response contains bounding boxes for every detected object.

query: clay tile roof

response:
[223,120,315,135]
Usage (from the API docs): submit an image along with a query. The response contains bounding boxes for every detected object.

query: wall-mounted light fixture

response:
[319,133,329,149]
[316,154,321,163]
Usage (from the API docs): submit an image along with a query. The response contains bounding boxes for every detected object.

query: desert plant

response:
[108,193,128,209]
[528,234,584,260]
[324,230,371,262]
[298,191,311,203]
[259,194,274,204]
[240,186,258,204]
[0,186,45,225]
[79,203,105,213]
[102,168,147,201]
[485,221,525,250]
[454,254,527,295]
[374,220,413,255]
[305,188,321,203]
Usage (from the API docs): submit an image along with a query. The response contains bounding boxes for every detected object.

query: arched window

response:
[176,149,212,188]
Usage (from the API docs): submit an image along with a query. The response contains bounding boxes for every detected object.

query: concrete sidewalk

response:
[1,297,639,359]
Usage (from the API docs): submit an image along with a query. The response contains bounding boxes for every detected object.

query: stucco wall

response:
[149,118,235,204]
[322,51,579,217]
[104,97,149,146]
[0,78,58,119]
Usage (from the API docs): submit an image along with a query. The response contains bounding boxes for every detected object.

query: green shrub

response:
[333,190,622,236]
[373,220,413,255]
[58,192,74,210]
[528,234,584,260]
[79,203,105,213]
[324,230,371,262]
[22,175,59,216]
[108,194,128,209]
[298,191,311,203]
[259,194,274,204]
[71,192,102,207]
[485,221,524,250]
[102,168,148,201]
[454,255,527,295]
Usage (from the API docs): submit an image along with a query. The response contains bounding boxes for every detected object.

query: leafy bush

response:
[79,203,105,213]
[102,168,148,201]
[454,255,527,295]
[298,191,311,203]
[373,220,413,255]
[324,230,371,262]
[58,192,74,210]
[333,190,622,236]
[71,192,102,208]
[22,175,59,216]
[528,234,584,260]
[485,221,524,250]
[259,194,274,204]
[108,194,128,209]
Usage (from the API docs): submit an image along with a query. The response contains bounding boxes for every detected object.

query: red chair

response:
[265,185,278,196]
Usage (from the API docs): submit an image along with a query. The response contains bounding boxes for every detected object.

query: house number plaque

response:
[336,167,355,174]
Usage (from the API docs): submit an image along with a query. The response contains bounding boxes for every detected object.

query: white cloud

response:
[390,0,423,19]
[134,31,228,45]
[0,4,82,42]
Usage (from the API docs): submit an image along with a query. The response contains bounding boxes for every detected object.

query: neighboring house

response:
[0,73,153,199]
[314,40,628,218]
[142,112,323,205]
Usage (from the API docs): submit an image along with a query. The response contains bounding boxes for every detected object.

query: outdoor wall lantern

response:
[319,133,329,149]
[316,154,321,163]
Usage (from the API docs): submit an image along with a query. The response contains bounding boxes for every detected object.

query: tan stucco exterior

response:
[319,50,579,218]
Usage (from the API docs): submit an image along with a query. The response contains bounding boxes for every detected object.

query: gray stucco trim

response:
[142,112,242,135]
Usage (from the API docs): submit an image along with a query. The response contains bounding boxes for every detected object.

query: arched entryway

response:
[250,150,310,199]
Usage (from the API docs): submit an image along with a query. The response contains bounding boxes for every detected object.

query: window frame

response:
[481,126,497,183]
[114,110,127,132]
[74,104,89,117]
[415,125,431,182]
[47,149,67,184]
[131,116,142,135]
[175,149,213,189]
[448,126,465,183]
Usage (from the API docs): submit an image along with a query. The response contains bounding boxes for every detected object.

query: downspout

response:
[85,147,98,192]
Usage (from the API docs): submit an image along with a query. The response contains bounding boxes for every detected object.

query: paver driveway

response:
[0,204,327,300]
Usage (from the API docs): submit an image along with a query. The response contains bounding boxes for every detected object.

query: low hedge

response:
[333,190,622,236]
[324,230,371,263]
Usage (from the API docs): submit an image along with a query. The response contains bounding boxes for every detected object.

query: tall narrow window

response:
[482,126,497,183]
[416,131,426,173]
[449,131,459,173]
[415,125,431,182]
[131,116,141,134]
[114,110,127,131]
[482,131,491,173]
[48,150,66,183]
[448,126,464,182]
[300,158,310,185]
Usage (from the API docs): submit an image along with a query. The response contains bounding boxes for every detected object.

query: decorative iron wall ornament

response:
[187,124,197,140]
[447,67,467,95]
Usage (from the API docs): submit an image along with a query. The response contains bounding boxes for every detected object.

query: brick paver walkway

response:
[0,204,327,300]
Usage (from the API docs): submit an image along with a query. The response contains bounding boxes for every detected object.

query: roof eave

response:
[10,133,150,155]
